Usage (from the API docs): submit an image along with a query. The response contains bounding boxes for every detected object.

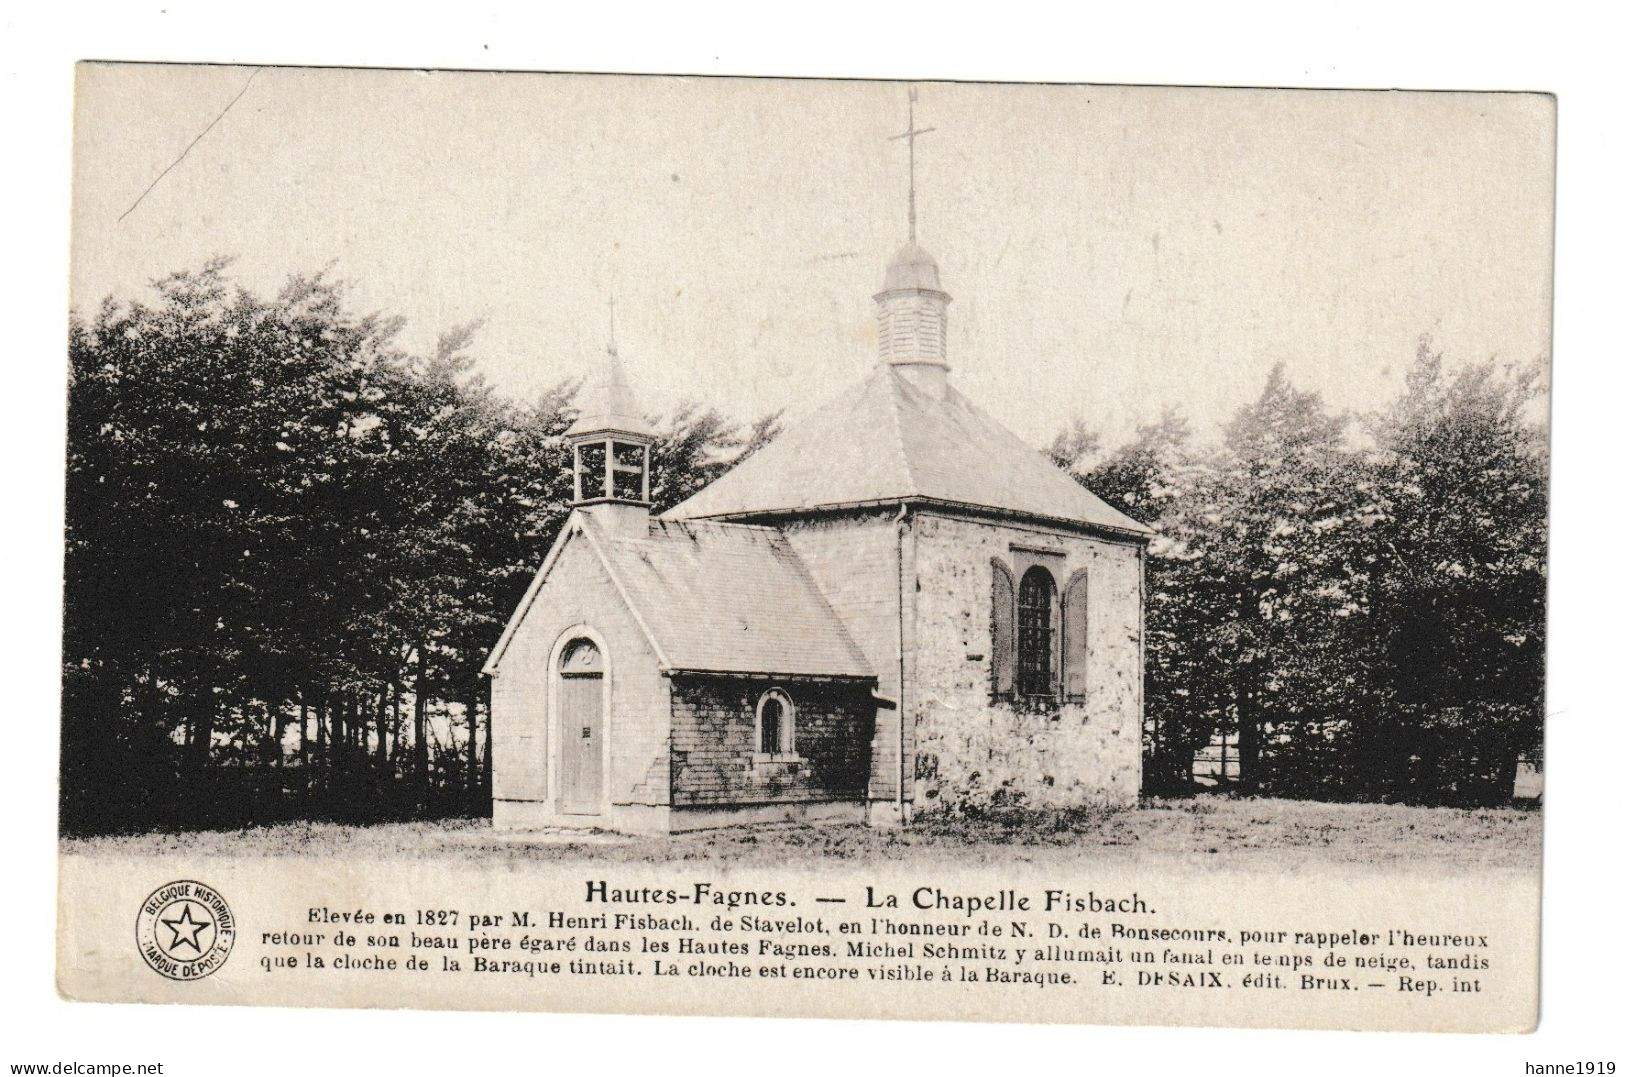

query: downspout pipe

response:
[894,501,910,822]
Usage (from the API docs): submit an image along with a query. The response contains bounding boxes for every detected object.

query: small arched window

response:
[756,688,796,757]
[1017,566,1058,699]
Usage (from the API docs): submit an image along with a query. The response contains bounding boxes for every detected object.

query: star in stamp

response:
[135,880,236,981]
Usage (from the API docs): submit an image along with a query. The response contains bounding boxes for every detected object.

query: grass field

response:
[63,794,1540,872]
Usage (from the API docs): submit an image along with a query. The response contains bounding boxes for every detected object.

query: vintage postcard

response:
[58,65,1553,1031]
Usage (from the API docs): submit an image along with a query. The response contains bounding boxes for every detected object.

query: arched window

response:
[756,688,795,756]
[1017,566,1058,699]
[559,638,602,676]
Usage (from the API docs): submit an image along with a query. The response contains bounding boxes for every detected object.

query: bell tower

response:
[875,242,951,395]
[876,87,951,398]
[567,337,655,538]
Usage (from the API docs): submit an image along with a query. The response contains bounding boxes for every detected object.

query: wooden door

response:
[558,639,604,814]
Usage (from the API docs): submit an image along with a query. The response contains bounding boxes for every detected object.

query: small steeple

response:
[876,87,951,397]
[567,324,655,537]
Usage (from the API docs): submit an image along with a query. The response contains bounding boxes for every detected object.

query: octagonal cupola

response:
[875,241,952,395]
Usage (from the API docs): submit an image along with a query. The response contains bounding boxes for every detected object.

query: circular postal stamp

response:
[135,879,236,980]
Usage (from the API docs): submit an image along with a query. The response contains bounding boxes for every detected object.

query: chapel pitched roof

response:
[663,365,1152,537]
[566,348,655,439]
[484,514,874,679]
[596,518,873,677]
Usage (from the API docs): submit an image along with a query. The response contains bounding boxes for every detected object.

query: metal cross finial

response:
[607,293,617,356]
[888,85,935,244]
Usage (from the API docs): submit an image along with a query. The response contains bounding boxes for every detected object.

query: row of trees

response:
[63,260,1546,831]
[62,262,776,834]
[1051,346,1548,805]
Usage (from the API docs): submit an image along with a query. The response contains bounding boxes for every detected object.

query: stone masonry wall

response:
[909,511,1143,810]
[670,675,873,806]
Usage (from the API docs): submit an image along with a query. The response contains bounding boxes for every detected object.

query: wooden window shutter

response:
[1062,570,1089,703]
[990,559,1015,698]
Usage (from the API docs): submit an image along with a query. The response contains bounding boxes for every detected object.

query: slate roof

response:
[664,365,1152,537]
[597,518,872,677]
[567,348,655,439]
[484,514,874,679]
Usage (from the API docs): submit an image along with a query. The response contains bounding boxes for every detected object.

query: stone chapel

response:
[483,237,1151,833]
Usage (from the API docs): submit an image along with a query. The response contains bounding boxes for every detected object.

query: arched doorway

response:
[556,637,604,814]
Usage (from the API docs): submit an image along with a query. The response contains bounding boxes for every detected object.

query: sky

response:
[70,66,1555,448]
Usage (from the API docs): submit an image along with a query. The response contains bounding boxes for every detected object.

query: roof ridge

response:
[652,516,781,534]
[878,366,919,492]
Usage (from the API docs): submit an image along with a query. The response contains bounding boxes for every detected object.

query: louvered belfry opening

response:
[874,242,952,400]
